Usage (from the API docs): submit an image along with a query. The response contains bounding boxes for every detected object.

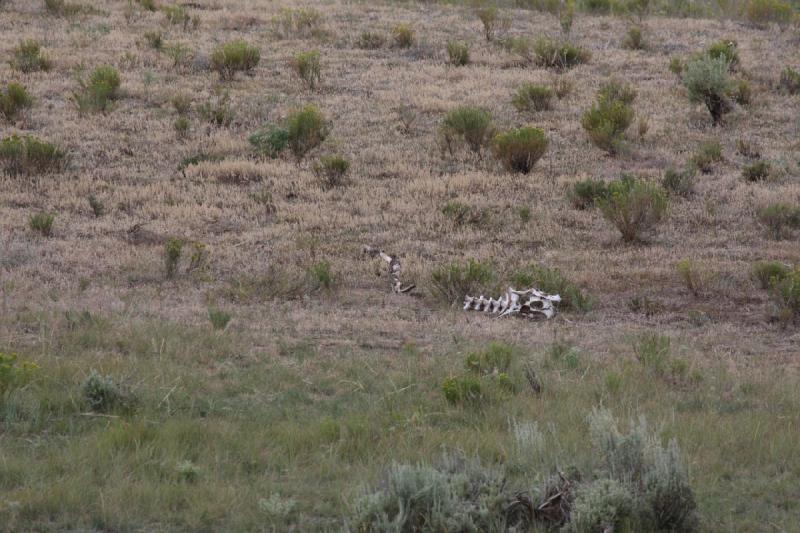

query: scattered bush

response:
[11,39,51,72]
[210,40,260,80]
[512,83,554,112]
[707,40,739,70]
[622,25,645,50]
[292,50,321,90]
[757,203,800,239]
[0,82,33,122]
[690,141,723,173]
[676,258,709,297]
[164,238,184,278]
[29,212,54,237]
[533,38,589,69]
[500,36,534,63]
[662,167,696,198]
[249,124,289,159]
[568,178,608,209]
[164,42,192,69]
[356,31,385,49]
[581,82,636,154]
[0,134,67,176]
[668,56,684,78]
[392,23,414,48]
[512,264,594,311]
[552,75,574,99]
[682,56,731,125]
[745,0,795,26]
[163,4,191,29]
[491,127,548,174]
[779,67,800,94]
[598,175,668,242]
[314,155,350,190]
[430,259,494,304]
[742,160,770,181]
[396,104,417,134]
[286,104,329,160]
[439,106,494,157]
[446,41,470,66]
[74,65,121,114]
[752,261,791,289]
[583,0,612,13]
[171,93,191,115]
[83,370,133,413]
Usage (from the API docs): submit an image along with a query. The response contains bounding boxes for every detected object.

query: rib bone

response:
[464,287,560,319]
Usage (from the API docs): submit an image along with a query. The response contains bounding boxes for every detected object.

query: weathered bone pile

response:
[464,288,561,319]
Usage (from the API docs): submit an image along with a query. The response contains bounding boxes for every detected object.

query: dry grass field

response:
[1,0,800,530]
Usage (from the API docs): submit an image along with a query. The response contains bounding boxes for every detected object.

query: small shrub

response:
[356,31,385,49]
[668,56,684,78]
[707,40,739,70]
[560,0,575,34]
[314,155,350,190]
[440,107,494,156]
[465,342,514,375]
[249,124,289,158]
[210,40,260,80]
[512,83,554,112]
[292,50,321,90]
[171,93,191,115]
[598,175,668,242]
[442,375,484,405]
[198,92,233,127]
[392,23,414,48]
[769,268,800,326]
[637,116,648,139]
[0,352,38,395]
[164,43,192,69]
[476,6,498,41]
[0,134,67,176]
[173,116,190,138]
[309,261,334,290]
[430,259,494,304]
[736,138,761,159]
[285,104,329,160]
[662,167,695,198]
[622,25,645,50]
[779,67,800,94]
[83,370,132,413]
[552,75,574,99]
[500,36,534,63]
[533,38,589,69]
[29,212,54,237]
[742,160,770,181]
[164,237,184,278]
[272,7,324,39]
[88,194,105,217]
[682,56,731,125]
[581,82,636,154]
[569,478,637,533]
[0,82,33,122]
[752,261,791,289]
[441,201,488,227]
[644,439,699,532]
[676,258,708,297]
[729,79,751,105]
[690,141,723,173]
[144,31,163,50]
[74,65,121,114]
[208,307,232,330]
[745,0,795,26]
[163,4,190,28]
[757,203,800,239]
[512,264,594,311]
[491,127,549,174]
[598,80,637,105]
[446,41,470,66]
[635,333,682,379]
[568,178,608,209]
[11,40,51,73]
[137,0,157,11]
[396,104,417,134]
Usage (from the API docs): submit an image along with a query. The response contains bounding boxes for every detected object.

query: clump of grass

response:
[622,25,645,50]
[171,93,191,115]
[446,41,470,66]
[668,56,684,78]
[249,124,289,159]
[0,352,39,395]
[286,104,329,160]
[314,155,350,190]
[163,238,184,278]
[309,261,335,291]
[690,141,723,173]
[751,261,791,289]
[396,104,417,134]
[742,160,770,181]
[0,134,67,176]
[757,203,800,239]
[768,267,800,327]
[439,106,494,157]
[74,65,121,114]
[779,67,800,94]
[512,264,594,311]
[392,23,414,48]
[83,370,134,413]
[292,50,321,90]
[568,178,608,209]
[11,39,51,72]
[356,31,385,49]
[144,31,163,50]
[512,83,554,112]
[560,0,575,34]
[0,82,33,122]
[173,116,190,138]
[707,40,739,70]
[676,258,709,297]
[430,259,494,304]
[29,212,55,237]
[491,127,548,174]
[583,0,612,14]
[208,307,232,330]
[465,342,514,375]
[442,375,484,405]
[87,194,104,217]
[682,56,731,126]
[552,75,574,99]
[598,174,668,242]
[533,37,589,69]
[729,79,751,106]
[210,40,260,80]
[581,81,636,155]
[745,0,795,26]
[198,92,233,127]
[634,334,690,383]
[441,201,488,228]
[272,7,324,39]
[164,43,192,70]
[162,4,191,29]
[476,5,500,41]
[661,167,696,198]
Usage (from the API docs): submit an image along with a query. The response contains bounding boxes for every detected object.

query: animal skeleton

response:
[362,245,415,294]
[463,287,561,319]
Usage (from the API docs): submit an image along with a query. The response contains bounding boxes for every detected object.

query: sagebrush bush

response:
[512,83,554,112]
[286,104,329,160]
[0,82,33,122]
[392,23,414,48]
[644,439,699,531]
[769,267,800,326]
[569,478,638,532]
[430,259,494,304]
[742,160,770,181]
[568,178,608,209]
[779,67,800,94]
[581,82,636,154]
[173,116,190,138]
[314,155,350,190]
[29,212,54,237]
[249,124,289,158]
[757,203,800,239]
[707,40,739,70]
[74,65,121,114]
[164,238,184,278]
[752,261,791,289]
[446,41,470,66]
[476,6,499,41]
[11,39,51,72]
[512,264,594,311]
[356,31,385,49]
[745,0,795,25]
[622,25,645,50]
[492,127,548,174]
[440,106,494,156]
[83,370,133,413]
[0,134,67,176]
[533,37,589,69]
[662,167,695,198]
[292,50,321,90]
[691,141,723,173]
[682,56,731,125]
[211,40,260,80]
[598,175,668,242]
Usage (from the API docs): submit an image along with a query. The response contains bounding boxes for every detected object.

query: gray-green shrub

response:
[568,178,608,209]
[249,124,289,159]
[598,175,668,242]
[581,81,636,154]
[682,56,731,125]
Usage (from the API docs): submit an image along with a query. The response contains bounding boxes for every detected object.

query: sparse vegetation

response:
[569,177,609,209]
[163,237,184,278]
[392,23,414,48]
[249,124,289,159]
[707,39,739,69]
[272,7,324,39]
[198,92,233,127]
[314,155,350,190]
[691,141,723,173]
[210,40,260,80]
[662,166,696,197]
[430,259,494,304]
[0,82,33,122]
[29,212,55,236]
[745,0,795,26]
[742,160,770,181]
[491,127,548,174]
[292,50,321,90]
[757,203,800,239]
[446,40,470,66]
[11,39,51,72]
[779,67,800,94]
[622,25,645,49]
[0,134,67,176]
[356,31,385,49]
[208,307,232,330]
[533,37,590,69]
[512,264,594,311]
[74,65,121,114]
[598,175,669,242]
[752,261,791,289]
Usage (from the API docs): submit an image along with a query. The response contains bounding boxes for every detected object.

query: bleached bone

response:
[363,245,415,294]
[464,287,560,319]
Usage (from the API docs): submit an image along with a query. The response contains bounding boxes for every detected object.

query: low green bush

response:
[11,39,51,72]
[164,238,184,278]
[250,124,289,159]
[691,141,723,173]
[292,50,321,90]
[581,81,636,154]
[272,7,324,39]
[568,178,608,209]
[779,67,800,94]
[533,37,589,69]
[309,261,335,291]
[356,31,385,49]
[465,342,514,375]
[440,201,488,227]
[752,261,791,289]
[440,106,494,157]
[173,116,190,138]
[769,267,800,326]
[198,92,233,127]
[442,375,484,405]
[512,264,594,311]
[29,212,55,237]
[74,65,121,114]
[491,127,548,174]
[314,155,350,190]
[144,31,163,50]
[745,0,795,26]
[0,134,67,176]
[622,25,645,50]
[392,23,414,48]
[286,104,329,160]
[662,167,696,198]
[598,175,668,242]
[742,160,770,181]
[430,259,494,304]
[83,370,135,413]
[476,6,500,41]
[446,41,470,66]
[682,56,731,125]
[707,40,739,69]
[210,40,260,80]
[511,83,554,112]
[0,82,33,122]
[757,203,800,239]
